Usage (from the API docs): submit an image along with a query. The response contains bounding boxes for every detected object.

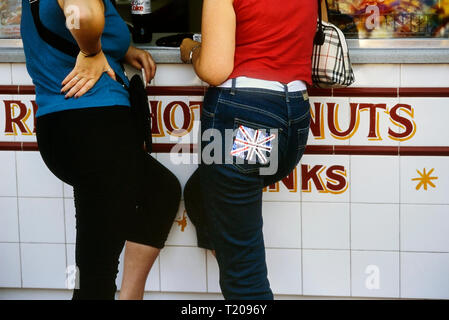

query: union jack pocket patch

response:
[231,125,276,165]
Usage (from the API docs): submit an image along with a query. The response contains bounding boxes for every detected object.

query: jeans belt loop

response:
[230,78,237,95]
[284,84,290,103]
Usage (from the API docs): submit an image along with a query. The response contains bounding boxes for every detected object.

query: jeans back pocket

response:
[229,118,281,175]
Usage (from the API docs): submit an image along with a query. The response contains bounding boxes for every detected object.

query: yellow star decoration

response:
[412,168,438,191]
[175,211,188,232]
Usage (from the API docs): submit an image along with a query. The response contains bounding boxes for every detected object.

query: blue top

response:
[21,0,131,117]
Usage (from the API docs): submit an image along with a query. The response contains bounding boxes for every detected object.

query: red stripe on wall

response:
[0,85,19,95]
[334,146,399,156]
[399,88,449,97]
[146,86,207,96]
[1,141,448,156]
[2,86,449,97]
[333,87,398,97]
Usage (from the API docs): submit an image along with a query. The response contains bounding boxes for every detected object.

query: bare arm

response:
[58,0,105,55]
[180,0,235,86]
[58,0,116,98]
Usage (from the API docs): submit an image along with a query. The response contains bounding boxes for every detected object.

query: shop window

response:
[0,0,21,39]
[328,0,449,38]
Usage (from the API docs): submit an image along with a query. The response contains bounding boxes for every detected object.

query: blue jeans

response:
[185,80,310,300]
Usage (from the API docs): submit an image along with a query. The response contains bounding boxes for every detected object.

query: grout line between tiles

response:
[398,148,402,298]
[14,150,23,288]
[2,242,447,254]
[349,154,352,297]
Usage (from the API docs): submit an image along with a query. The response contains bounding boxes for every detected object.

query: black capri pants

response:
[36,105,181,300]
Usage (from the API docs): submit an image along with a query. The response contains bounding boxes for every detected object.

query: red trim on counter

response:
[1,141,448,156]
[1,85,449,97]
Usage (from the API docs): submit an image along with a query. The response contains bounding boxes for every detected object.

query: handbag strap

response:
[314,0,326,45]
[28,0,127,88]
[29,0,79,57]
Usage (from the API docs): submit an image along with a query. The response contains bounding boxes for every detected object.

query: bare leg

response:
[119,241,160,300]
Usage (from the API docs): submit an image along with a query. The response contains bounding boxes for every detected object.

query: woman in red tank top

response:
[181,0,318,300]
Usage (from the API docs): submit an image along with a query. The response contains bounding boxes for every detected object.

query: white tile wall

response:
[0,243,21,288]
[262,202,301,249]
[401,64,449,87]
[63,183,74,199]
[351,203,399,251]
[16,152,63,198]
[401,252,449,299]
[400,157,449,205]
[302,202,350,250]
[349,98,400,146]
[153,64,202,87]
[351,156,400,203]
[399,98,449,147]
[66,244,75,271]
[18,198,65,243]
[11,64,33,85]
[21,243,67,289]
[352,64,400,88]
[64,199,76,244]
[266,249,302,295]
[0,197,19,242]
[0,151,17,196]
[351,251,400,298]
[206,250,220,294]
[302,249,351,297]
[0,63,12,85]
[165,201,198,247]
[400,204,449,253]
[159,246,207,293]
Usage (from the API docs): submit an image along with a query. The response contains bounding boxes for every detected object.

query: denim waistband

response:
[218,78,308,102]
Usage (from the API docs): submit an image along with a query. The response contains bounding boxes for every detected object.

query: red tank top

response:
[228,0,318,85]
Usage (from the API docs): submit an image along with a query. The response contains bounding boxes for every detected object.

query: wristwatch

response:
[189,45,201,64]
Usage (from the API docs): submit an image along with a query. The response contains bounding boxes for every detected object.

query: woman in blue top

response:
[21,0,173,300]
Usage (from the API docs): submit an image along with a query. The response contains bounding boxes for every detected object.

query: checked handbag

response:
[312,0,355,88]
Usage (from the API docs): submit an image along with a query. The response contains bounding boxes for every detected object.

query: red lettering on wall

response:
[4,100,33,136]
[325,165,348,194]
[359,103,387,140]
[310,102,324,139]
[327,103,360,140]
[388,104,416,141]
[301,164,325,192]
